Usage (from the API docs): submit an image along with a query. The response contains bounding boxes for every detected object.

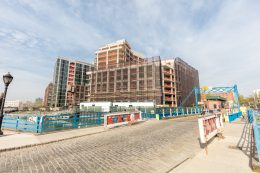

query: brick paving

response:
[0,118,201,173]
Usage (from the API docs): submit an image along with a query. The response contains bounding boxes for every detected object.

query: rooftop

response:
[206,95,226,101]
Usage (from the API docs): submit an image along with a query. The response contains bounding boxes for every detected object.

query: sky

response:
[0,0,260,101]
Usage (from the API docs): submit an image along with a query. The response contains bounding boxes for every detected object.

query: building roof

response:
[206,95,226,101]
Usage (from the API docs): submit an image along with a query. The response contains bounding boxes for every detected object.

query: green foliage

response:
[239,95,254,106]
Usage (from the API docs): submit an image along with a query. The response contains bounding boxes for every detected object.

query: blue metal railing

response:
[247,109,253,123]
[2,114,41,133]
[227,112,242,122]
[252,111,260,160]
[2,107,205,133]
[40,112,103,132]
[2,112,104,133]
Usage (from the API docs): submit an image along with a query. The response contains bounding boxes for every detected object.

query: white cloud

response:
[0,0,259,101]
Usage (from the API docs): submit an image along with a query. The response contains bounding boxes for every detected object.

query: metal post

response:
[16,116,19,131]
[162,108,165,117]
[195,87,199,113]
[0,86,8,135]
[97,113,101,125]
[73,112,77,128]
[36,115,39,133]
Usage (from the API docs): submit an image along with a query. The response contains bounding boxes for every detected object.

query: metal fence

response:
[2,112,104,133]
[226,112,242,122]
[252,111,260,160]
[247,109,253,123]
[2,107,240,133]
[2,114,41,133]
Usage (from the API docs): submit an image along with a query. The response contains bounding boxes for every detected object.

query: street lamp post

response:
[0,72,13,135]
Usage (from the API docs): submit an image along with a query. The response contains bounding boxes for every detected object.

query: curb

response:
[162,114,200,120]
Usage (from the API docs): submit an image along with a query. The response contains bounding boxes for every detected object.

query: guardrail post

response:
[36,115,40,133]
[16,116,19,130]
[97,113,101,125]
[40,116,44,133]
[162,108,165,117]
[73,113,78,128]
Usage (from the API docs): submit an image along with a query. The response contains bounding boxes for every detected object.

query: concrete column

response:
[137,66,139,91]
[106,71,109,92]
[144,66,147,91]
[128,67,130,91]
[114,70,117,93]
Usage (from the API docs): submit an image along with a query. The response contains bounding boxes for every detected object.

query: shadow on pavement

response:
[236,122,257,169]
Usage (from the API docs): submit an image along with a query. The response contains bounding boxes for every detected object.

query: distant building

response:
[203,95,226,110]
[254,89,260,108]
[201,92,235,110]
[52,57,94,108]
[4,100,21,108]
[44,82,53,107]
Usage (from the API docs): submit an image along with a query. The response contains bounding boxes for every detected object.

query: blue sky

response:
[0,0,260,101]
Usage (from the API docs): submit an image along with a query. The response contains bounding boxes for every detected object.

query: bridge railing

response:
[1,107,217,133]
[2,114,41,133]
[2,112,104,133]
[252,111,260,161]
[40,112,103,132]
[225,112,242,123]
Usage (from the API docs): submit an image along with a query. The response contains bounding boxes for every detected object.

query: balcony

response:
[164,83,172,88]
[164,70,171,74]
[164,90,172,94]
[165,97,172,101]
[164,77,172,81]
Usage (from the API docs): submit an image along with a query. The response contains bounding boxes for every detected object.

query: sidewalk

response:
[0,126,105,151]
[172,119,254,173]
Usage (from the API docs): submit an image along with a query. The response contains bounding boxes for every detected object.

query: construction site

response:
[88,39,200,107]
[46,39,200,109]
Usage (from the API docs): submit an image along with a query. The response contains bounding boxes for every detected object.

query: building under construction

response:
[88,40,200,107]
[47,39,200,108]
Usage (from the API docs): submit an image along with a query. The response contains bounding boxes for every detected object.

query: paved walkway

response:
[0,126,105,151]
[0,118,201,173]
[172,119,254,173]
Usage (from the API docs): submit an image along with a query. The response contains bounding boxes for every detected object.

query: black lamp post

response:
[0,72,13,135]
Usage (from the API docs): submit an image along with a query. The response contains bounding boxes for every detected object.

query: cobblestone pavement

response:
[0,118,201,173]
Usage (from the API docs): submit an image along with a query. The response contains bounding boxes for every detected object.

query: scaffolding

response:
[89,57,163,105]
